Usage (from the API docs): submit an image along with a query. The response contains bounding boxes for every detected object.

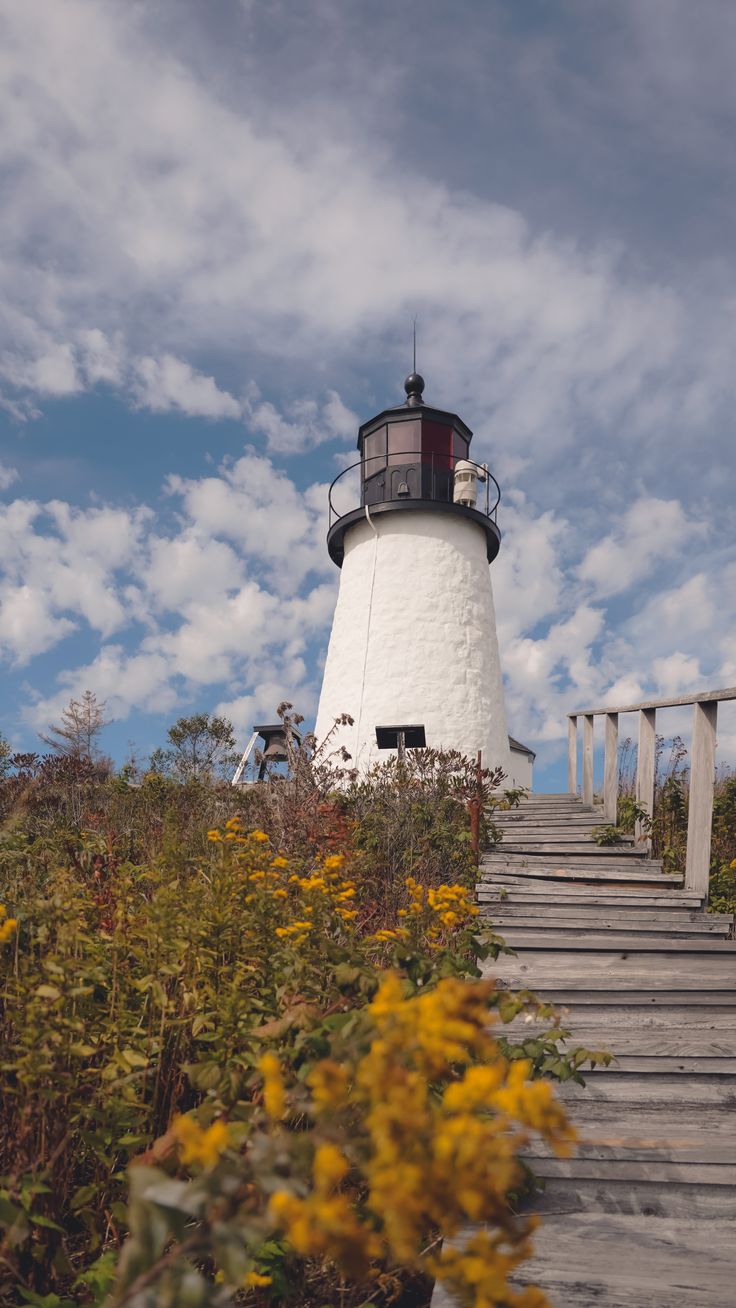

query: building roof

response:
[508,734,536,760]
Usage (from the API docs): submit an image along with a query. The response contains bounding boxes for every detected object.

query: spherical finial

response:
[404,372,425,407]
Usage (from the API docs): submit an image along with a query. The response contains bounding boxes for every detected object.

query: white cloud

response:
[132,354,242,419]
[243,386,359,454]
[577,497,702,598]
[0,463,18,491]
[0,0,733,477]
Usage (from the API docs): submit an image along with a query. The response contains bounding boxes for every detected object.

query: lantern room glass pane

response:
[363,425,387,476]
[420,420,452,468]
[388,418,421,465]
[452,430,469,463]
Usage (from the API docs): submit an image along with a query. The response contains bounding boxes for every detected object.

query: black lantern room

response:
[326,373,501,566]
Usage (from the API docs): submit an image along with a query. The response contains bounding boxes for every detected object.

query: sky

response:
[1,0,735,789]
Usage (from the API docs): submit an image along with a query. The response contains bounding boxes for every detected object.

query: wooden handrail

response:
[567,686,736,718]
[566,686,735,902]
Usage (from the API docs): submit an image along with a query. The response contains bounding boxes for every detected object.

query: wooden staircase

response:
[480,793,736,1306]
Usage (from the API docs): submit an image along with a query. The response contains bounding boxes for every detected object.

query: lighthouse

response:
[314,371,513,778]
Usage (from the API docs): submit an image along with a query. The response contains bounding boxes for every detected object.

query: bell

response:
[262,731,288,762]
[253,722,301,781]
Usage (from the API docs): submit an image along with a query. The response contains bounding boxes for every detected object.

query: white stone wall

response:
[315,509,512,778]
[508,747,533,791]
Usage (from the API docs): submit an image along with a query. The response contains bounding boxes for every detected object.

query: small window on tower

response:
[363,426,387,476]
[388,418,421,465]
[452,430,469,463]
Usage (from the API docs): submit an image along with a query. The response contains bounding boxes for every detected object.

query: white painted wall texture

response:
[315,509,517,780]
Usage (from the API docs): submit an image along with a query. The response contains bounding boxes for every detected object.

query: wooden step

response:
[494,841,640,853]
[556,1071,736,1102]
[509,1213,736,1307]
[526,1155,736,1189]
[481,905,726,926]
[487,914,732,937]
[536,1006,736,1032]
[479,889,703,908]
[484,867,681,884]
[527,1109,736,1163]
[491,932,736,952]
[486,951,736,990]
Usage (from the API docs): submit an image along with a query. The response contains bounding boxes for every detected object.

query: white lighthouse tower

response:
[315,371,512,777]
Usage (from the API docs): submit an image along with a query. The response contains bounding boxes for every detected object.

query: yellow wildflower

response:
[271,855,289,868]
[307,1059,350,1112]
[368,928,410,944]
[313,1143,349,1193]
[271,888,288,900]
[0,918,18,944]
[251,830,269,842]
[259,1051,287,1121]
[173,1115,231,1168]
[275,920,313,940]
[207,829,222,842]
[225,816,243,831]
[243,1271,272,1288]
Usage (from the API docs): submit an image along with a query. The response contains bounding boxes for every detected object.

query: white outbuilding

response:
[315,372,515,780]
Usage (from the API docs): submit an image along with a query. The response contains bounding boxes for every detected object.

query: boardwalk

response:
[438,792,736,1307]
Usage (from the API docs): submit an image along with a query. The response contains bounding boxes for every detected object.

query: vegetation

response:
[38,692,110,763]
[148,713,239,783]
[617,734,736,910]
[0,712,605,1308]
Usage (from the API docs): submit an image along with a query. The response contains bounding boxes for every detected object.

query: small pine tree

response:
[150,713,238,781]
[39,690,110,761]
[0,731,11,778]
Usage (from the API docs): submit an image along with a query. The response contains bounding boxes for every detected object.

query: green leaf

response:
[120,1048,149,1069]
[70,1184,99,1211]
[30,1213,65,1232]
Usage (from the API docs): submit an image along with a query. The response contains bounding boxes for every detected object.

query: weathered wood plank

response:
[516,1213,736,1307]
[478,890,702,907]
[517,988,736,1006]
[485,867,682,883]
[636,706,656,851]
[491,932,736,952]
[556,1071,736,1101]
[583,714,594,806]
[570,684,736,716]
[685,700,718,898]
[526,1157,736,1184]
[485,911,730,933]
[603,712,619,824]
[567,715,577,793]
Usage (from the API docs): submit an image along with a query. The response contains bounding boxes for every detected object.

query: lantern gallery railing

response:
[327,452,501,530]
[567,686,736,901]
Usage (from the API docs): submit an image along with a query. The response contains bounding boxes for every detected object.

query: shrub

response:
[0,749,602,1306]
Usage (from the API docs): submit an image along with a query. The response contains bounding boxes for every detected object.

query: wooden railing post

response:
[582,714,594,806]
[567,716,577,794]
[685,701,718,899]
[603,712,618,824]
[635,708,656,851]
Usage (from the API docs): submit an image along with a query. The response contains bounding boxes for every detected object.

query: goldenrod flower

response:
[173,1114,231,1168]
[0,917,18,944]
[259,1051,287,1120]
[313,1143,349,1193]
[243,1271,272,1288]
[307,1059,350,1112]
